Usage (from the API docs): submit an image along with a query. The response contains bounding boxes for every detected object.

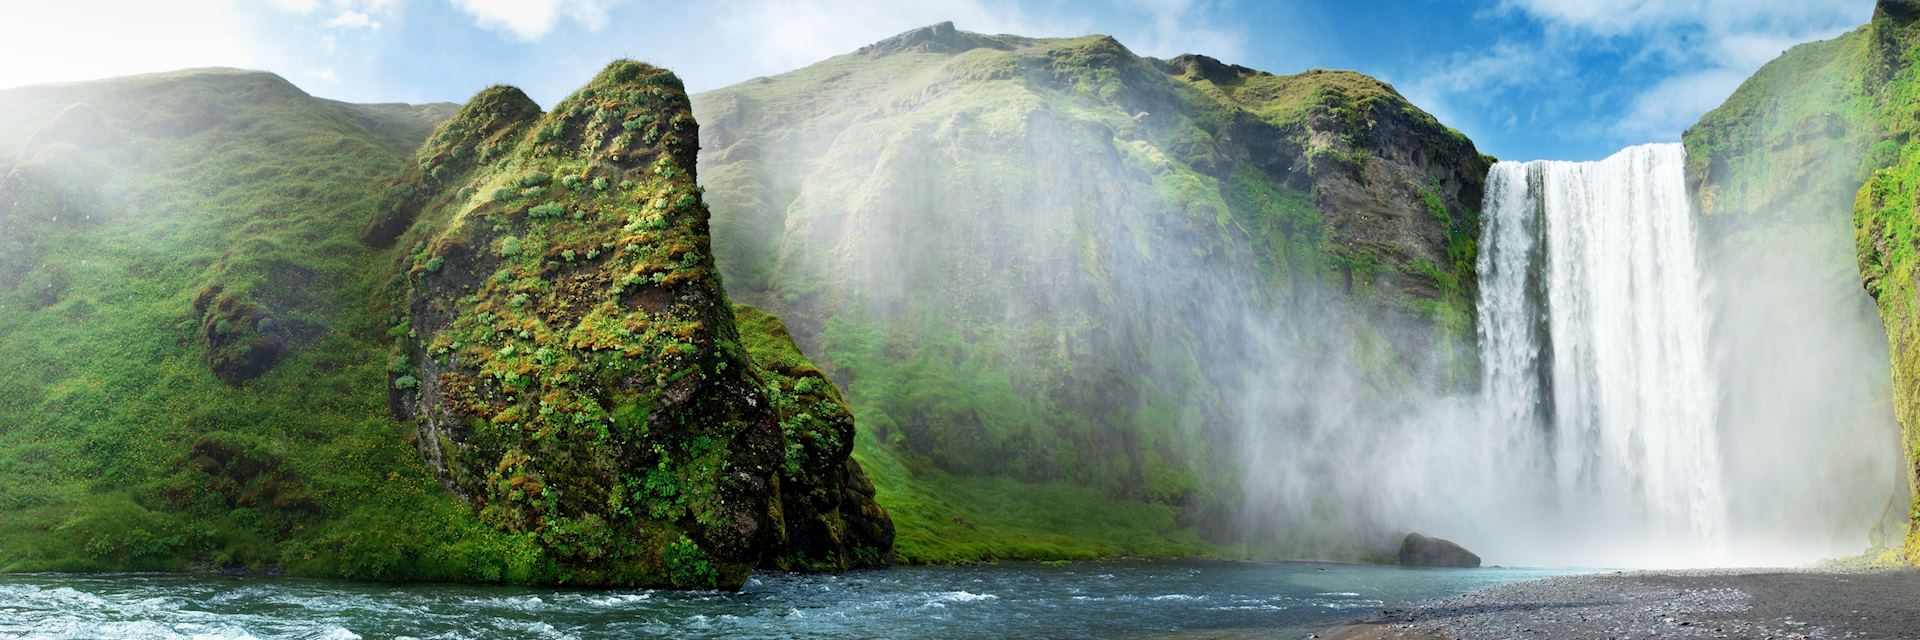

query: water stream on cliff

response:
[1476,143,1730,566]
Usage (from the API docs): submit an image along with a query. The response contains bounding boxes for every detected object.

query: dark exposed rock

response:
[1397,532,1480,568]
[735,305,893,570]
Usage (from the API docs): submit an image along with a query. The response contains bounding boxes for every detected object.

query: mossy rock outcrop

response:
[392,60,890,587]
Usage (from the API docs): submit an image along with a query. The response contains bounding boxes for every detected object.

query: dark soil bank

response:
[1320,568,1920,639]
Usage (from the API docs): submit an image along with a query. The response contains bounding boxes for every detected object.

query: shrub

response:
[517,172,551,188]
[664,536,717,589]
[489,187,516,203]
[528,202,565,219]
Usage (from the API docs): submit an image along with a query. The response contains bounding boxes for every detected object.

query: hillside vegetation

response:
[0,62,887,586]
[694,22,1489,561]
[1687,0,1920,562]
[0,68,522,578]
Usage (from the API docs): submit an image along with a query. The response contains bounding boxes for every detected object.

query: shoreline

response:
[1316,567,1920,639]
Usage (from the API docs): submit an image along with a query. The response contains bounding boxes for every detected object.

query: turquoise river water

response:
[0,561,1577,639]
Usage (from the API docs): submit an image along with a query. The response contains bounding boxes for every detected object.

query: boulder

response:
[1398,532,1480,568]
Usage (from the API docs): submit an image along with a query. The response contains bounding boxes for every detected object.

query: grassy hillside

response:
[694,23,1489,562]
[0,61,893,585]
[0,68,551,579]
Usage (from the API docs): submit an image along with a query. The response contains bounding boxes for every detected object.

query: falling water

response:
[1477,143,1728,565]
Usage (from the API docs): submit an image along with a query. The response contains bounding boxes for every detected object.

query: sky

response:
[0,0,1875,161]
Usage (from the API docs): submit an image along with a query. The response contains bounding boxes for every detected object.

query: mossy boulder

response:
[1397,532,1479,568]
[393,60,889,587]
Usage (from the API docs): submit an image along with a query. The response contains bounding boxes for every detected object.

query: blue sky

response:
[0,0,1874,161]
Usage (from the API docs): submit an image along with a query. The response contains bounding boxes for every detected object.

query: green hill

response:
[693,22,1490,562]
[0,67,504,578]
[0,62,887,587]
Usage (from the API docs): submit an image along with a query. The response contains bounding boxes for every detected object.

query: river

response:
[0,562,1575,639]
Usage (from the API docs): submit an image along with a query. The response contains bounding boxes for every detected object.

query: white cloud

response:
[271,0,323,14]
[1113,0,1246,61]
[1500,0,1862,37]
[1502,0,1868,142]
[450,0,616,40]
[0,0,263,90]
[1409,0,1869,155]
[1609,67,1751,140]
[324,10,378,29]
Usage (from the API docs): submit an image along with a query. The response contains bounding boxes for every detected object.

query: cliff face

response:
[693,23,1488,559]
[1850,0,1920,563]
[388,61,889,587]
[1685,0,1918,560]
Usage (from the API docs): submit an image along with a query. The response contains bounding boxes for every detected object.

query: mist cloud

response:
[450,0,616,40]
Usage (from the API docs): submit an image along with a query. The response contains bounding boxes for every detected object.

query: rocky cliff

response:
[694,22,1489,560]
[386,61,889,586]
[1848,0,1920,563]
[1685,0,1917,560]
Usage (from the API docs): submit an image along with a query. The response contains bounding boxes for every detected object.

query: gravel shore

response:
[1317,568,1920,639]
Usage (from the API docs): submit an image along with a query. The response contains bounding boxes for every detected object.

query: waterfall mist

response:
[691,28,1902,570]
[1230,143,1901,568]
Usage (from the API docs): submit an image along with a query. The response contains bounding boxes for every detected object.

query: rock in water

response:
[390,60,889,588]
[1398,532,1480,568]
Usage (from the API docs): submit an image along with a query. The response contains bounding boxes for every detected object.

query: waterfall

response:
[1476,143,1728,564]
